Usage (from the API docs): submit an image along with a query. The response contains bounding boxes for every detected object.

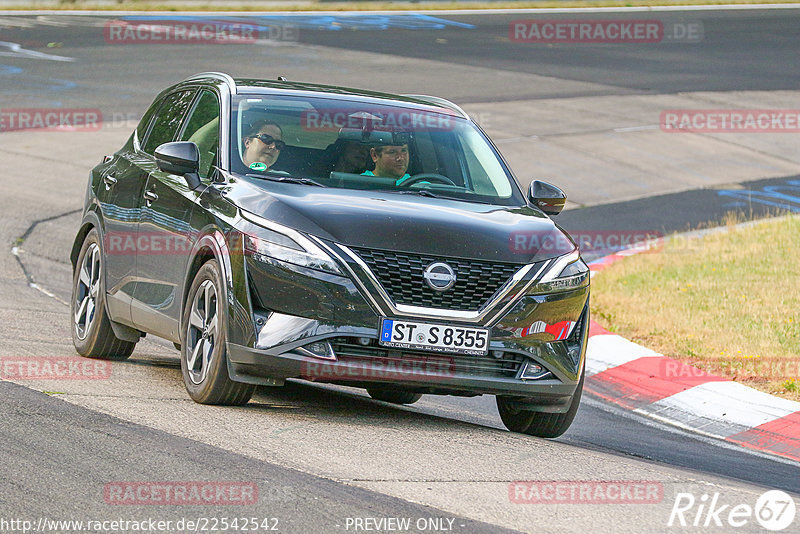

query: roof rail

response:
[184,72,237,95]
[402,94,468,119]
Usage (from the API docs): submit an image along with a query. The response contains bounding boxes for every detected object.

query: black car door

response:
[98,101,162,325]
[131,88,220,342]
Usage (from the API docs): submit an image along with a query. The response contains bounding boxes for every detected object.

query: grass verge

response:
[591,215,800,400]
[3,0,800,12]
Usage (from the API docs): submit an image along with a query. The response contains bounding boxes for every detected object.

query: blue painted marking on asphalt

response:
[0,64,76,92]
[41,79,76,91]
[119,14,474,31]
[2,78,76,93]
[0,65,23,75]
[717,181,800,213]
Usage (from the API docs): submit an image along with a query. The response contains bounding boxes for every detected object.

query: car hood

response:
[223,178,575,264]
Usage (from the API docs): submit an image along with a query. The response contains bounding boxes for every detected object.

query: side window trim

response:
[139,94,177,153]
[179,88,221,181]
[141,88,198,156]
[177,88,219,141]
[136,98,163,151]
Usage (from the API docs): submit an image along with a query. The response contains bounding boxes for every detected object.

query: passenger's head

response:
[334,141,370,173]
[243,119,284,170]
[370,143,409,179]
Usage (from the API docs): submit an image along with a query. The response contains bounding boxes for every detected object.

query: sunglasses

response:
[250,134,286,151]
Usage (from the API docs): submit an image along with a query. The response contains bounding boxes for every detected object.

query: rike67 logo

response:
[668,490,796,531]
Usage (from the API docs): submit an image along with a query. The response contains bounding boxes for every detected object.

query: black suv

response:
[71,72,589,437]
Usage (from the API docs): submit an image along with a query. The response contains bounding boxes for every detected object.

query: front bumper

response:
[234,246,589,406]
[228,336,581,409]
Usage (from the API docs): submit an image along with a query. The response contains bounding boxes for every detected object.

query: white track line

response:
[0,40,74,61]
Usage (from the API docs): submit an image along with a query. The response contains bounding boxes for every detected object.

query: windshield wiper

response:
[396,189,496,204]
[246,173,326,187]
[396,189,439,198]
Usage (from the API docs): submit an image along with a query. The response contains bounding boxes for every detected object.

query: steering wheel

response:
[399,173,457,187]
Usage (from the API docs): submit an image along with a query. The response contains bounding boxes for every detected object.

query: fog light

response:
[357,337,372,346]
[491,350,504,359]
[520,361,551,380]
[295,340,336,361]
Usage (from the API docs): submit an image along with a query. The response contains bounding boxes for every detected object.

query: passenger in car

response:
[242,119,284,171]
[333,141,370,174]
[362,143,411,185]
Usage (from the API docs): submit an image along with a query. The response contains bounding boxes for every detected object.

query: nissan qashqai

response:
[71,73,590,437]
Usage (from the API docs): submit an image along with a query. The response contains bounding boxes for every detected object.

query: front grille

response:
[329,338,524,379]
[351,247,522,311]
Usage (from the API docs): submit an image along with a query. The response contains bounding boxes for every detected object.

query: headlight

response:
[530,249,589,294]
[241,210,343,276]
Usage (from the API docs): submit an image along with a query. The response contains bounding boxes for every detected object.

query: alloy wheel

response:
[74,242,100,340]
[186,279,218,385]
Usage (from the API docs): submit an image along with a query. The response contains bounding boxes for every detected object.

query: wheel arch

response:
[181,228,237,325]
[70,209,104,269]
[180,227,254,394]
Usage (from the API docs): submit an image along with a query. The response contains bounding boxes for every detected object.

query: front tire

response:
[367,388,422,405]
[71,229,136,360]
[181,260,254,405]
[496,371,584,438]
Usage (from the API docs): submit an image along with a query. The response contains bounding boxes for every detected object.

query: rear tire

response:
[181,260,254,405]
[71,229,136,360]
[367,388,422,405]
[496,371,584,438]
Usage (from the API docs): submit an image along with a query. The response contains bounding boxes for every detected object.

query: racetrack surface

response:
[1,9,799,533]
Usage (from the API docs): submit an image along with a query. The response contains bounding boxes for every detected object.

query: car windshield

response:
[230,94,524,205]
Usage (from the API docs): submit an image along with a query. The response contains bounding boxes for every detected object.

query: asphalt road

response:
[298,10,800,97]
[1,9,800,533]
[0,381,511,534]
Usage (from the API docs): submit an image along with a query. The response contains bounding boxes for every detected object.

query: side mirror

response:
[154,142,201,190]
[528,180,567,216]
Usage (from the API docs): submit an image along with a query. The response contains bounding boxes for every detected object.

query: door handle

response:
[144,189,158,206]
[103,174,117,190]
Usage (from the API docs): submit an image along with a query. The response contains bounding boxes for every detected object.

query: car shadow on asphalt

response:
[122,354,496,429]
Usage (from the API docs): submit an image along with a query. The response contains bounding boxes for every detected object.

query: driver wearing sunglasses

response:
[243,119,285,171]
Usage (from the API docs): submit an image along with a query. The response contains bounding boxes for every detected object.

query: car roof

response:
[182,72,469,119]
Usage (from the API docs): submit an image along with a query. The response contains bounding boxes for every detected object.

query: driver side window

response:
[180,90,220,180]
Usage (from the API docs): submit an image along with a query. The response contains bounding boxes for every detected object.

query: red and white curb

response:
[583,233,800,464]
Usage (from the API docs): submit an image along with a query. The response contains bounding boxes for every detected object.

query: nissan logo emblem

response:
[423,262,456,291]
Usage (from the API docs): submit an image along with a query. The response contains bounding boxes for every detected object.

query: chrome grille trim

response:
[314,238,551,324]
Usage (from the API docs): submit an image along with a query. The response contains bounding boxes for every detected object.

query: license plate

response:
[379,318,490,356]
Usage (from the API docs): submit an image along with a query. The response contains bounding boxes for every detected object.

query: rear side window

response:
[180,90,221,180]
[135,100,160,148]
[142,90,196,155]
